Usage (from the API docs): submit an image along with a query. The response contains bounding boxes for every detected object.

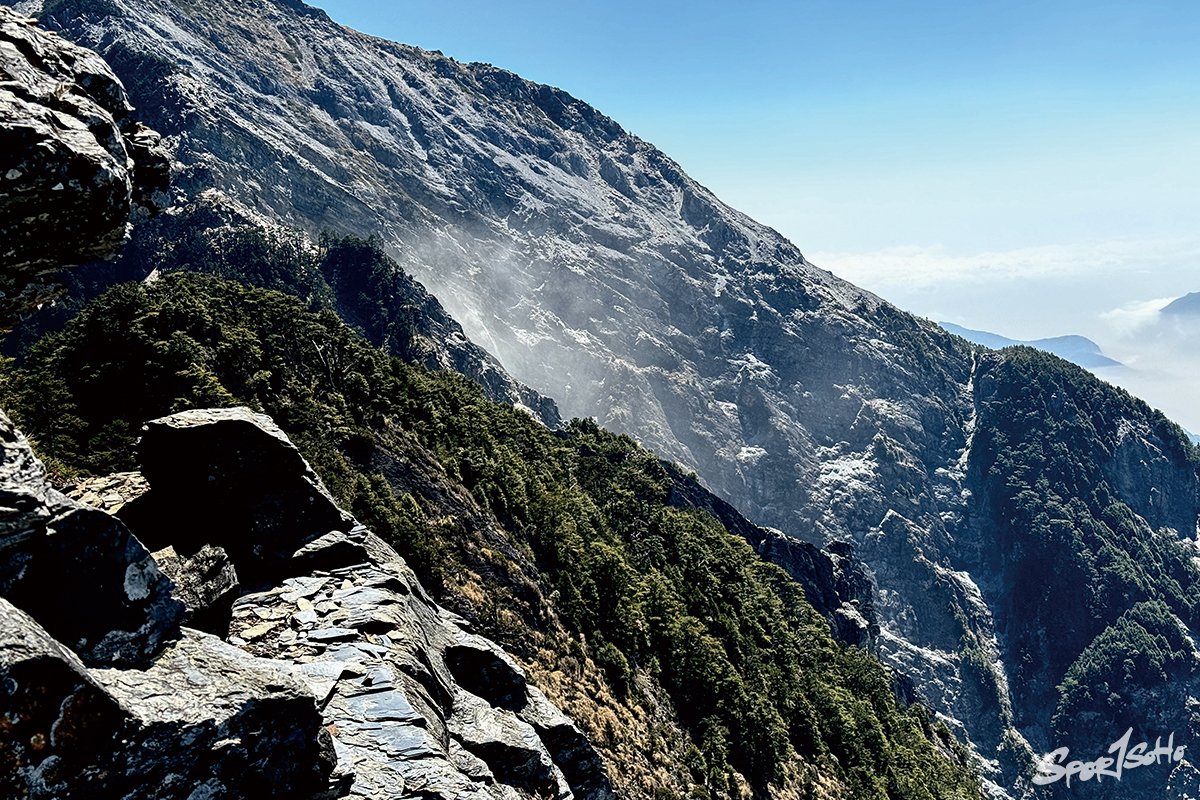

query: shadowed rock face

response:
[1,401,613,799]
[0,596,126,800]
[0,410,183,667]
[129,407,357,587]
[0,408,333,798]
[123,406,615,800]
[0,5,168,328]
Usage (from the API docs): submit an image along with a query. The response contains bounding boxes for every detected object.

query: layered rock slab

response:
[130,406,613,800]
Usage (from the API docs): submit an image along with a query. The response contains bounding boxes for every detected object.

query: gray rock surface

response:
[0,596,126,800]
[128,406,614,799]
[152,543,239,631]
[0,410,183,667]
[91,628,334,799]
[0,5,168,328]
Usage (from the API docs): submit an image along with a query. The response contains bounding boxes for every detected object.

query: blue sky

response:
[314,0,1200,429]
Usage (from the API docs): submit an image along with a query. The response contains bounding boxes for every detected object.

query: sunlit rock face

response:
[29,1,1200,797]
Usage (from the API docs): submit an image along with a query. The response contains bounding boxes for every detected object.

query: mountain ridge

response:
[1162,291,1200,316]
[938,321,1122,369]
[14,0,1200,797]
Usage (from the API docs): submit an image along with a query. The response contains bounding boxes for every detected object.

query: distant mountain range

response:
[938,322,1122,369]
[1163,291,1200,317]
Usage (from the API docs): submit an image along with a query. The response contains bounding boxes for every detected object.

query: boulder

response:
[0,411,183,667]
[291,527,373,571]
[0,7,169,329]
[133,407,355,585]
[0,596,126,800]
[448,690,570,800]
[152,543,239,633]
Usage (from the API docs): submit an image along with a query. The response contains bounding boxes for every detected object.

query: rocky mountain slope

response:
[9,0,1200,797]
[4,189,562,426]
[5,268,982,798]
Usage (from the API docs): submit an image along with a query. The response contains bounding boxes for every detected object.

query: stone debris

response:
[63,471,149,514]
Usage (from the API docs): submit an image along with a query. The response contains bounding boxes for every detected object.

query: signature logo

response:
[1033,728,1186,787]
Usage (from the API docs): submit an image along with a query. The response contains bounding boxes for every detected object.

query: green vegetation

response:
[7,207,455,375]
[970,347,1200,739]
[1054,601,1191,735]
[2,271,979,798]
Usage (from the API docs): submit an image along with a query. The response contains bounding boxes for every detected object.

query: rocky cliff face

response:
[0,4,167,328]
[23,0,1016,790]
[0,404,611,799]
[11,0,1200,797]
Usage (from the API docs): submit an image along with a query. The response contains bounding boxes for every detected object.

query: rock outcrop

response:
[0,407,335,798]
[0,5,168,329]
[125,406,613,800]
[0,401,612,798]
[0,595,127,799]
[0,410,182,667]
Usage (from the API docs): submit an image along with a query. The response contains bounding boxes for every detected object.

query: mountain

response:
[1,19,979,796]
[3,190,562,427]
[11,0,1200,797]
[1162,291,1200,316]
[2,270,982,799]
[939,322,1122,369]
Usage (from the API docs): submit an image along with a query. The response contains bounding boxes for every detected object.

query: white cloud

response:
[1099,297,1176,337]
[808,236,1200,291]
[800,237,1200,432]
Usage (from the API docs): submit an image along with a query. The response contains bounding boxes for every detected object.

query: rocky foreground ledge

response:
[0,406,612,799]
